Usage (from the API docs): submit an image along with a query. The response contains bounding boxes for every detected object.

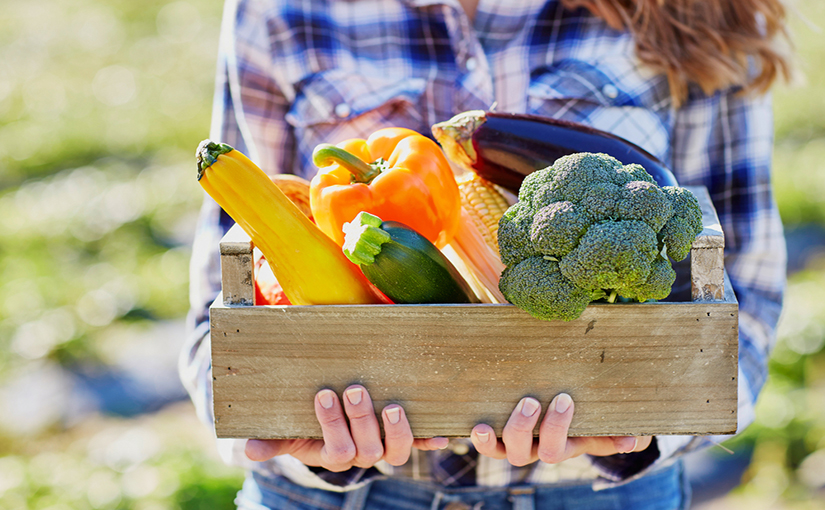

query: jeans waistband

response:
[240,461,689,510]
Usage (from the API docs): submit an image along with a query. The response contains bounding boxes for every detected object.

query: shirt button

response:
[334,103,351,118]
[602,84,619,99]
[465,57,478,72]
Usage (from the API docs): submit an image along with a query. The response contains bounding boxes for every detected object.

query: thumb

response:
[245,439,294,461]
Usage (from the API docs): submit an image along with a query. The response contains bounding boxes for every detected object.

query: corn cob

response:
[269,174,313,221]
[456,173,510,258]
[439,172,509,304]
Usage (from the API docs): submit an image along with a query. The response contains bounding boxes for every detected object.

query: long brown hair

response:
[562,0,793,106]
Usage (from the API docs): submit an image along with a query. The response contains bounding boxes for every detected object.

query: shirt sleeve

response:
[588,86,787,485]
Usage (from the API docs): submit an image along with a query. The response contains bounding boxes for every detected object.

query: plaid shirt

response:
[181,0,787,492]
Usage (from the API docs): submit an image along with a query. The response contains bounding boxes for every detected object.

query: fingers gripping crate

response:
[210,186,738,439]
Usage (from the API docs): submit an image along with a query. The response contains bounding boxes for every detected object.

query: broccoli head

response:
[497,152,704,321]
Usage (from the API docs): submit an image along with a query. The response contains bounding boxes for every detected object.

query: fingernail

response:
[520,397,540,417]
[318,390,335,409]
[476,431,490,443]
[618,437,638,454]
[554,393,572,414]
[385,407,401,424]
[345,387,363,406]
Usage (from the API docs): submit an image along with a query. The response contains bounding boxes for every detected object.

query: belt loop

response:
[508,487,535,510]
[342,482,372,510]
[430,491,445,510]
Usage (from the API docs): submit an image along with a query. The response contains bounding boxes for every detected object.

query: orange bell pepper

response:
[309,127,461,248]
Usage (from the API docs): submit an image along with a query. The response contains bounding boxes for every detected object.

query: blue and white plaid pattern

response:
[181,0,786,492]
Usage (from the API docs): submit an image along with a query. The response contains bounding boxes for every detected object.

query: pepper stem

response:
[196,139,234,180]
[312,144,381,183]
[342,212,392,266]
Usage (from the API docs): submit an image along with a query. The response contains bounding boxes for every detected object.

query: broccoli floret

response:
[619,256,677,302]
[497,201,537,266]
[499,257,593,321]
[580,182,622,221]
[613,163,656,185]
[497,152,704,321]
[549,152,623,203]
[659,186,704,261]
[517,166,563,208]
[559,220,658,291]
[529,201,589,258]
[617,181,673,232]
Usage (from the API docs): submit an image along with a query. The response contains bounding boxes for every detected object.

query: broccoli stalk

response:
[497,152,703,321]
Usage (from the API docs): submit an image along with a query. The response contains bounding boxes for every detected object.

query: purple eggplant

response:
[431,110,677,193]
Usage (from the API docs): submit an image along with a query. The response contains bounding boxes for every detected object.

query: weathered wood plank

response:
[688,186,726,301]
[220,223,254,306]
[211,300,739,439]
[691,248,726,301]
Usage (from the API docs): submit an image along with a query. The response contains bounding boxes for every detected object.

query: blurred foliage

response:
[0,403,242,510]
[0,0,218,186]
[0,0,824,508]
[772,0,825,227]
[0,0,247,507]
[0,0,218,375]
[719,266,825,509]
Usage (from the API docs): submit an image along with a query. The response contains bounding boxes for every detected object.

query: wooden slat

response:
[688,186,726,301]
[220,223,254,306]
[691,248,726,301]
[211,300,738,439]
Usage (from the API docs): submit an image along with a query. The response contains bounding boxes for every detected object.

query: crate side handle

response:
[687,186,725,301]
[220,223,255,306]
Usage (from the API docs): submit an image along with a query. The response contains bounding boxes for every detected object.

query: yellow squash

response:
[196,140,386,305]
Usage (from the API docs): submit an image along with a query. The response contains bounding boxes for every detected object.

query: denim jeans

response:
[235,461,690,510]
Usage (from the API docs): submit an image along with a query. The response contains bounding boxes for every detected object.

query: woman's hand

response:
[470,393,652,466]
[245,385,448,470]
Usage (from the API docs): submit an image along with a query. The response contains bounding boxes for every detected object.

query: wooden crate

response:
[210,186,738,439]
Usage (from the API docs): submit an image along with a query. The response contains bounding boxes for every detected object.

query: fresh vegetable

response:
[431,110,678,194]
[254,253,291,305]
[310,128,461,248]
[253,175,310,305]
[444,172,510,304]
[497,152,703,321]
[342,212,478,304]
[310,127,505,303]
[269,174,313,221]
[196,140,386,305]
[456,173,511,258]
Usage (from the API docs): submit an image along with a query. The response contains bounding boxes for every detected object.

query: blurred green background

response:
[0,0,823,508]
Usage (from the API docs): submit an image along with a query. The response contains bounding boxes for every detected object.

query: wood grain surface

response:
[211,300,738,438]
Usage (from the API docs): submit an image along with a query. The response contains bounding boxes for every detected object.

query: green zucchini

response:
[342,212,479,304]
